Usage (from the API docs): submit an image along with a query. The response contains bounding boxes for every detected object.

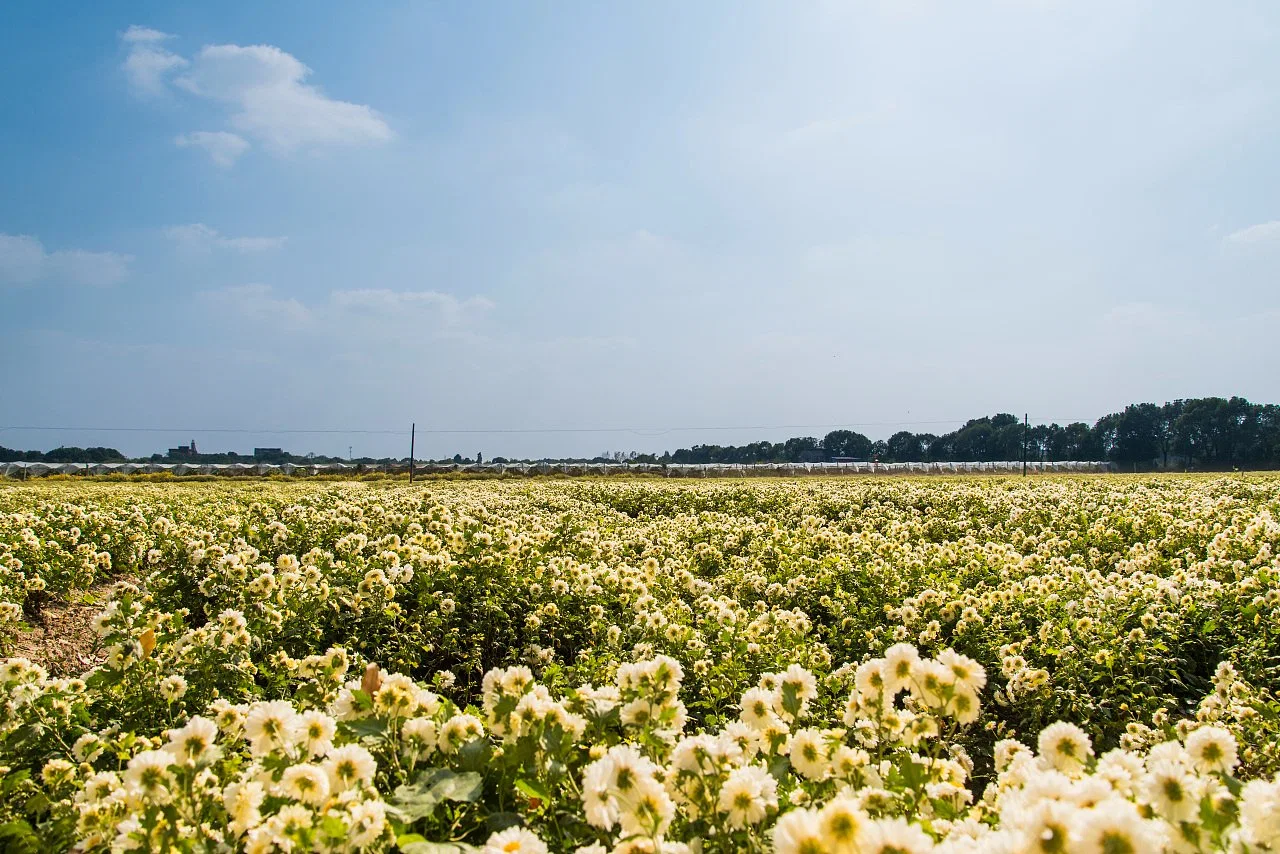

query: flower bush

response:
[1,476,1278,851]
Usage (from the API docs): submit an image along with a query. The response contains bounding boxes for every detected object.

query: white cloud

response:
[121,25,172,43]
[120,26,187,96]
[200,285,493,334]
[174,131,250,167]
[1223,221,1280,246]
[330,289,494,324]
[202,284,313,331]
[124,27,393,162]
[165,223,287,253]
[124,25,393,163]
[155,40,392,155]
[0,233,131,287]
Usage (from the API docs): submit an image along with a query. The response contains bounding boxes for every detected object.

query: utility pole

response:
[409,423,415,484]
[1023,413,1029,477]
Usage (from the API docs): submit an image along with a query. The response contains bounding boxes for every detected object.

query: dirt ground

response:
[9,585,112,676]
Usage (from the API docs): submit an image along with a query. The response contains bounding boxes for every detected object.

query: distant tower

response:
[190,439,198,454]
[477,451,483,464]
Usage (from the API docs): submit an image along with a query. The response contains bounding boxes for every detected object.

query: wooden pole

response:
[1023,413,1029,476]
[409,423,415,484]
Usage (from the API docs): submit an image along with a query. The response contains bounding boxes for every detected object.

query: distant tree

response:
[783,436,821,462]
[885,431,925,462]
[1156,401,1183,468]
[822,430,873,460]
[1174,397,1253,467]
[1099,403,1163,467]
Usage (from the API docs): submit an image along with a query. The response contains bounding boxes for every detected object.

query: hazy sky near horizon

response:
[2,1,1279,460]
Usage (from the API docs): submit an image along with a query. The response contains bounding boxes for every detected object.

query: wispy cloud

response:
[0,233,131,287]
[174,131,250,168]
[120,25,187,96]
[200,286,493,333]
[165,223,287,253]
[200,284,314,331]
[1224,220,1280,246]
[330,289,494,325]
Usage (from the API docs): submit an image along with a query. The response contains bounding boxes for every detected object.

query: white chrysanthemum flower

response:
[124,750,173,802]
[935,649,986,694]
[323,743,377,792]
[740,686,779,730]
[1239,777,1280,847]
[347,798,387,847]
[857,816,936,854]
[994,739,1032,774]
[159,674,187,702]
[819,793,866,853]
[621,697,661,728]
[244,700,298,757]
[772,806,825,854]
[281,762,330,806]
[1141,753,1202,822]
[164,715,219,764]
[1074,797,1165,854]
[72,732,104,763]
[1183,726,1238,775]
[716,764,777,829]
[780,663,819,703]
[581,752,620,830]
[789,728,831,781]
[223,778,265,836]
[438,713,485,754]
[402,717,439,756]
[883,643,920,695]
[854,659,888,705]
[483,826,548,854]
[1008,798,1078,854]
[1037,722,1093,775]
[617,774,676,838]
[1094,748,1145,797]
[269,803,314,835]
[295,710,336,758]
[945,684,981,725]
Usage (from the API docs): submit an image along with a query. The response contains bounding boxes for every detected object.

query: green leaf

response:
[514,778,550,801]
[389,768,484,822]
[343,717,388,739]
[0,820,42,854]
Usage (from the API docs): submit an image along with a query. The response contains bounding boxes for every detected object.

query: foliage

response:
[1,476,1279,851]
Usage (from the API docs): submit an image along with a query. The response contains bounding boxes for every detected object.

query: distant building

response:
[168,440,198,458]
[254,447,284,458]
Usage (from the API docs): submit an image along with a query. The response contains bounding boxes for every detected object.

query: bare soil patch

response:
[9,584,114,676]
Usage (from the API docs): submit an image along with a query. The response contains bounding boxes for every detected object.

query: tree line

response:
[3,397,1278,470]
[638,396,1280,469]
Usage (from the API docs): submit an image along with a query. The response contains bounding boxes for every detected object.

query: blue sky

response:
[2,1,1279,460]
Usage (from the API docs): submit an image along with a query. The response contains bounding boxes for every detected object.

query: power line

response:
[0,415,1104,439]
[0,419,975,437]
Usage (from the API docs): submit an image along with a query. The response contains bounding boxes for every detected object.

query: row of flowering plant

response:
[4,641,1280,852]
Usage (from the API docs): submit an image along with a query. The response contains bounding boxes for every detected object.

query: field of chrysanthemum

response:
[1,476,1279,853]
